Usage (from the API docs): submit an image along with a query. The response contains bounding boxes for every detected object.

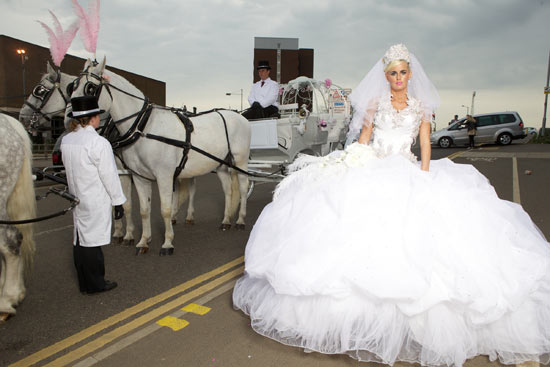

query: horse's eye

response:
[70,79,80,94]
[85,83,97,96]
[66,82,74,96]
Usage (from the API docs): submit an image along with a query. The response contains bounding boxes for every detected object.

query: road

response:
[1,141,549,367]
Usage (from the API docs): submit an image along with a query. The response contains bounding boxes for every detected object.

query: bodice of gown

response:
[372,93,424,162]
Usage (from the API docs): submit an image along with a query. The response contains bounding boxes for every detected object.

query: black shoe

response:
[103,280,118,292]
[88,280,118,294]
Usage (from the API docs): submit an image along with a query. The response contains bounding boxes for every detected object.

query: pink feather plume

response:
[72,0,100,55]
[37,10,79,68]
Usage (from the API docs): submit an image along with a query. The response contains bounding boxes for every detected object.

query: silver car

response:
[430,111,527,148]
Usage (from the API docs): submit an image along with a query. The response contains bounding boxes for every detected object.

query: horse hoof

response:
[135,247,149,255]
[235,224,246,231]
[159,248,174,256]
[122,239,135,247]
[185,219,195,225]
[171,219,177,225]
[219,224,231,231]
[0,313,12,322]
[112,237,123,244]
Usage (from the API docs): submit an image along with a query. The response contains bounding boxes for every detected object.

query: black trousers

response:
[468,134,475,148]
[73,235,106,293]
[242,102,278,120]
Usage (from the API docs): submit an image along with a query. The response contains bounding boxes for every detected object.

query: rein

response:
[77,70,279,180]
[0,171,79,225]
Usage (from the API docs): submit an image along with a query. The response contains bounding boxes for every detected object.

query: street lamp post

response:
[471,91,476,116]
[461,104,469,115]
[16,49,27,102]
[225,89,243,111]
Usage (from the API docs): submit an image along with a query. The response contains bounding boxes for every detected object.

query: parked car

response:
[525,127,538,136]
[430,111,527,148]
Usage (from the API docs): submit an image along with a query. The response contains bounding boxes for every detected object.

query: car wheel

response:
[497,133,512,145]
[438,137,452,148]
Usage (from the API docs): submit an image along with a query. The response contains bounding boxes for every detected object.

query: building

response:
[253,37,313,84]
[0,34,166,139]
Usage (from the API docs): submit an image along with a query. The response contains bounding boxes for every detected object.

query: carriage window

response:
[498,114,516,124]
[475,115,497,127]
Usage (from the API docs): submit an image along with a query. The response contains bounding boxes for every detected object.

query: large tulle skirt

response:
[232,145,550,366]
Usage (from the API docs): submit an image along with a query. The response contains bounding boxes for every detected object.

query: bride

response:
[232,44,550,367]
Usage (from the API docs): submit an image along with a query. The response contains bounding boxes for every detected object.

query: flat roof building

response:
[253,37,313,84]
[0,34,166,139]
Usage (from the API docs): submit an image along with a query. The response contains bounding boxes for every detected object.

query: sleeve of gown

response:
[92,138,126,206]
[363,100,378,127]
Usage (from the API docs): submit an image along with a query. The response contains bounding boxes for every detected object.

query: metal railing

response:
[32,143,55,158]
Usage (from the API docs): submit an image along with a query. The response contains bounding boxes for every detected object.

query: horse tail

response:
[229,170,240,219]
[6,119,36,277]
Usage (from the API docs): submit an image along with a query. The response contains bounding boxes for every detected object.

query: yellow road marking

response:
[182,303,211,315]
[44,266,244,367]
[10,257,244,367]
[156,316,190,331]
[446,150,465,160]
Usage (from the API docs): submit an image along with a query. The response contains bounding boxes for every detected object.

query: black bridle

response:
[24,71,72,130]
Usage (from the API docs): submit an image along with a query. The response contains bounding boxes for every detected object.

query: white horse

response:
[70,57,251,255]
[20,63,197,246]
[0,114,36,320]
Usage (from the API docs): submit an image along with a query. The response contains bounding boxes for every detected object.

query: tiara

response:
[382,44,410,65]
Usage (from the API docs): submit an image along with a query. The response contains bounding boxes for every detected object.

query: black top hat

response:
[256,60,272,70]
[67,96,105,119]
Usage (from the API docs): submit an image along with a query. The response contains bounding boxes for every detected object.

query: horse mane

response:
[104,69,144,99]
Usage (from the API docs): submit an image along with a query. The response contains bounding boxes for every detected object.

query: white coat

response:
[248,77,279,108]
[61,125,126,247]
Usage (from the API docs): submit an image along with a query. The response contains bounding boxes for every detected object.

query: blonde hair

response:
[68,116,92,132]
[384,59,410,72]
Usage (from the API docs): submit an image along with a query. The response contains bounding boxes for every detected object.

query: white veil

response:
[346,50,440,144]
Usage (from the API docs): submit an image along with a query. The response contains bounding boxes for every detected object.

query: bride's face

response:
[385,61,411,92]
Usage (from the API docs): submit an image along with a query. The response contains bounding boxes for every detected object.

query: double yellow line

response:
[11,257,244,367]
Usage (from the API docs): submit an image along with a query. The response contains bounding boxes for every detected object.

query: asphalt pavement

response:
[1,141,549,367]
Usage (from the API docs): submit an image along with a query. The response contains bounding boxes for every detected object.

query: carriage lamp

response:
[16,49,28,102]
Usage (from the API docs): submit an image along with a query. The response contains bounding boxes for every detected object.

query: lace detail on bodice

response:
[372,92,424,162]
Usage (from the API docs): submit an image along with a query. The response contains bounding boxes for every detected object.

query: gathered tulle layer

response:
[234,275,550,366]
[233,152,550,366]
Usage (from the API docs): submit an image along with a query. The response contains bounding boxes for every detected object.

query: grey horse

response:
[0,113,36,320]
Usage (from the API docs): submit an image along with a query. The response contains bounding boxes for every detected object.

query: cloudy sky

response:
[2,0,549,129]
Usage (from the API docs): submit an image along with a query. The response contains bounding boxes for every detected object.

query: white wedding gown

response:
[232,93,550,366]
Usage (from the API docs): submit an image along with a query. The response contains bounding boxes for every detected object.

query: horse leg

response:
[133,176,152,255]
[0,226,24,316]
[171,178,194,225]
[235,170,249,230]
[157,178,175,256]
[113,174,133,245]
[185,178,196,225]
[121,175,135,247]
[216,167,233,231]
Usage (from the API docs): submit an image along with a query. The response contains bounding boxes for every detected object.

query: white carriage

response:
[248,77,352,185]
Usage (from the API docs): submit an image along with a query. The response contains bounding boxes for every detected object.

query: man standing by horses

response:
[61,96,126,294]
[242,60,279,120]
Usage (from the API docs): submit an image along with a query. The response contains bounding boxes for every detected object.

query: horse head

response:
[19,62,73,132]
[69,57,144,135]
[69,57,114,114]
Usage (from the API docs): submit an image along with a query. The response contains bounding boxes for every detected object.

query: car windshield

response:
[448,120,465,131]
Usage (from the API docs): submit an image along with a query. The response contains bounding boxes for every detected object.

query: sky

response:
[1,0,549,130]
